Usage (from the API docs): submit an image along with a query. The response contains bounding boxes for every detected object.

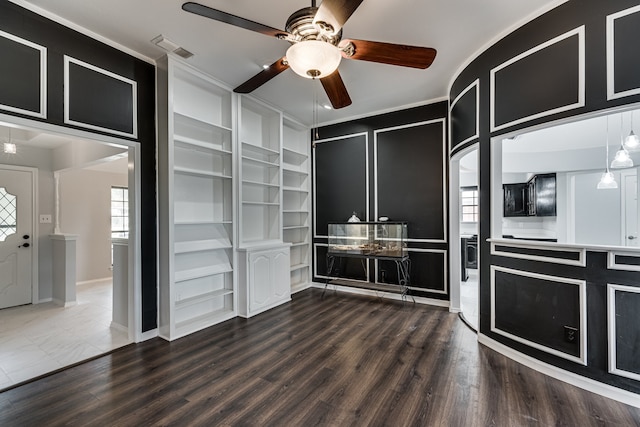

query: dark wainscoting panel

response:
[493,267,582,359]
[492,29,583,131]
[313,134,368,237]
[376,121,445,241]
[610,7,640,96]
[612,287,640,377]
[378,250,446,295]
[0,31,43,116]
[450,80,478,150]
[66,59,136,136]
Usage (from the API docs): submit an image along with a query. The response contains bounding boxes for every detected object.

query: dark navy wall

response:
[450,0,640,394]
[0,0,157,332]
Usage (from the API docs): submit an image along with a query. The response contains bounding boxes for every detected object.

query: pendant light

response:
[610,113,633,169]
[624,110,640,152]
[598,115,618,189]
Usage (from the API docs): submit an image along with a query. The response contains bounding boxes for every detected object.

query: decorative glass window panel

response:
[111,186,128,238]
[0,187,17,242]
[461,187,479,223]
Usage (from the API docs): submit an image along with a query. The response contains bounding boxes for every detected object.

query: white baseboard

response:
[291,282,313,294]
[478,333,640,409]
[139,328,158,342]
[77,277,112,286]
[53,298,77,307]
[38,297,52,304]
[311,282,450,308]
[110,321,128,334]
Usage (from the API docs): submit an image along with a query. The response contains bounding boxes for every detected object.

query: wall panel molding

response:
[607,283,640,381]
[449,79,479,152]
[64,55,138,138]
[606,5,640,100]
[491,266,587,365]
[490,26,585,132]
[0,29,47,119]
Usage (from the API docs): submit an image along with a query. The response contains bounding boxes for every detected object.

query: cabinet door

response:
[249,252,272,311]
[503,183,528,217]
[534,174,556,216]
[271,249,290,299]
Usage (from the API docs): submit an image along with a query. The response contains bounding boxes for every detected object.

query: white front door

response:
[623,170,639,247]
[0,167,34,309]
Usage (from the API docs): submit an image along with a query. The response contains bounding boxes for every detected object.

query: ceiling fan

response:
[182,0,437,109]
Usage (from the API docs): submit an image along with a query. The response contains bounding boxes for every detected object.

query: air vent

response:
[151,35,194,59]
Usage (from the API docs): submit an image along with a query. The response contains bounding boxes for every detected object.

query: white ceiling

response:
[16,0,563,126]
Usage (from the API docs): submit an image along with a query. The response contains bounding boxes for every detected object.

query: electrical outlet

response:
[39,214,52,224]
[564,326,578,343]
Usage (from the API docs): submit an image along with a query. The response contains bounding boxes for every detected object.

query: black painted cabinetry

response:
[503,183,528,217]
[504,173,556,217]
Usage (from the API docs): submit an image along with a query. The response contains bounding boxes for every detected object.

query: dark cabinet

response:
[503,183,528,217]
[504,173,556,217]
[527,173,556,216]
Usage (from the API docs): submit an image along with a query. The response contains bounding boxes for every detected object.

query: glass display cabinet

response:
[327,221,408,258]
[326,221,413,300]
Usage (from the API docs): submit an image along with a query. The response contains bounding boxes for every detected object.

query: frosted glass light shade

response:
[597,171,618,189]
[624,131,640,151]
[286,41,341,79]
[610,147,633,168]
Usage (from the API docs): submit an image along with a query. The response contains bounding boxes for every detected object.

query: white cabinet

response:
[157,55,236,340]
[238,244,291,317]
[282,118,311,292]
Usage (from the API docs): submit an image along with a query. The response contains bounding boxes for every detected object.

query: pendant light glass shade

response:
[597,171,618,189]
[611,114,634,169]
[598,115,618,189]
[624,111,640,151]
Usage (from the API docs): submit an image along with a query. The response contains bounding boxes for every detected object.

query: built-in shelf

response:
[174,166,232,179]
[283,225,309,230]
[158,55,236,341]
[242,201,280,206]
[243,179,280,188]
[242,155,280,168]
[175,239,232,253]
[242,141,280,156]
[291,263,309,272]
[282,166,307,176]
[175,264,233,282]
[283,186,309,193]
[283,210,309,214]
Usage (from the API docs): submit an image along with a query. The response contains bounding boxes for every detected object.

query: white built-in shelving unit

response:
[157,55,236,340]
[282,118,311,292]
[238,97,283,246]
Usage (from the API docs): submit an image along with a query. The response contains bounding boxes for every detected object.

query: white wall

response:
[1,145,55,301]
[59,169,127,283]
[573,171,622,246]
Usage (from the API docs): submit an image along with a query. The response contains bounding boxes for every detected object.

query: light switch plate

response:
[40,214,52,224]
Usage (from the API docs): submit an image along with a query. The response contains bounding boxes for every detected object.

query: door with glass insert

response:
[0,167,33,309]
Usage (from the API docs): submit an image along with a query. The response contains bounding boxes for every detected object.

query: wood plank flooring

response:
[1,288,639,426]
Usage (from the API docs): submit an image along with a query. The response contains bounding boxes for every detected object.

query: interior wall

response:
[59,168,127,283]
[0,145,55,301]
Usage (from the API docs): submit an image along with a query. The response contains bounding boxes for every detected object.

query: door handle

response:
[628,236,637,240]
[19,243,30,248]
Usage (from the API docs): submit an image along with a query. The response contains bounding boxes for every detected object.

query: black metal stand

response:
[324,253,414,302]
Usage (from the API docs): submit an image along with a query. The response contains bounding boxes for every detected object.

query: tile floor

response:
[461,269,479,330]
[0,280,131,390]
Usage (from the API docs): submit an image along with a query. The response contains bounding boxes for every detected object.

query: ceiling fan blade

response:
[340,39,437,69]
[182,2,292,39]
[313,0,365,35]
[234,57,290,93]
[320,70,352,109]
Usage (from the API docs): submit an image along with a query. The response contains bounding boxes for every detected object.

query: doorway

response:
[449,144,479,331]
[0,118,141,389]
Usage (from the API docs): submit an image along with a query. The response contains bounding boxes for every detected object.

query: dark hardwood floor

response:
[1,288,639,426]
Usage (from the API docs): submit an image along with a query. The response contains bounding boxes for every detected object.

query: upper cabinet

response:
[504,173,556,217]
[157,56,236,340]
[238,97,282,247]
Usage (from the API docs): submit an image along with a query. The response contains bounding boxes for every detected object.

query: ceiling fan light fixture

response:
[286,40,341,79]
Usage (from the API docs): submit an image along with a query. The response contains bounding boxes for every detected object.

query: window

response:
[461,186,479,223]
[111,186,128,238]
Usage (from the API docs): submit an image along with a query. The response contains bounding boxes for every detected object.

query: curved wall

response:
[450,0,640,396]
